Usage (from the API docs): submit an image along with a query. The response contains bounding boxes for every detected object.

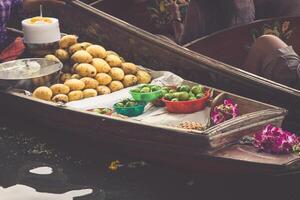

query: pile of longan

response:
[33,35,152,102]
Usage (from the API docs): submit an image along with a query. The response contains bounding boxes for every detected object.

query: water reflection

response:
[29,167,53,175]
[1,118,300,200]
[0,185,92,200]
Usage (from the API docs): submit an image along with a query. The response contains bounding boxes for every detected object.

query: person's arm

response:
[166,0,203,45]
[178,0,203,45]
[165,0,184,43]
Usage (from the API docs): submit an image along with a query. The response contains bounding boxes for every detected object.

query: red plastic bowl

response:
[162,91,210,114]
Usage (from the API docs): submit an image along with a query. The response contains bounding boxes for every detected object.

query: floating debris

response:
[108,160,148,171]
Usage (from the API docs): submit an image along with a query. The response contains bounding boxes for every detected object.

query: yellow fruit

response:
[121,62,137,74]
[71,50,93,63]
[96,85,111,95]
[80,77,99,89]
[59,35,78,49]
[95,73,112,85]
[55,49,69,61]
[105,54,122,67]
[33,86,53,101]
[109,81,124,92]
[109,67,124,81]
[60,73,72,83]
[64,79,85,91]
[122,75,138,87]
[136,70,151,84]
[86,45,107,58]
[70,74,82,79]
[45,54,60,62]
[75,63,97,77]
[83,89,98,98]
[50,84,70,95]
[91,58,111,73]
[68,90,84,101]
[52,94,69,103]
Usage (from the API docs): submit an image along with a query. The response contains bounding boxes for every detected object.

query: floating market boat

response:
[3,6,300,175]
[73,0,300,131]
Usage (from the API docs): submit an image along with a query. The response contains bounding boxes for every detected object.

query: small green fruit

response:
[140,87,151,93]
[178,85,191,92]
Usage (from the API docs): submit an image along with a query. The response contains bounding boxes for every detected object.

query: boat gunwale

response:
[5,86,286,151]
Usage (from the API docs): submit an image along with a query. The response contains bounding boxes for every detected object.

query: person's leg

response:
[244,35,288,74]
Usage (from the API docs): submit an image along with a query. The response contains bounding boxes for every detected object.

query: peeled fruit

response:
[71,50,93,63]
[80,77,99,89]
[136,70,151,84]
[109,81,124,92]
[68,90,84,101]
[33,86,53,101]
[95,73,112,85]
[83,89,98,98]
[109,68,124,81]
[64,79,85,91]
[45,54,60,62]
[52,94,69,103]
[96,85,111,95]
[55,49,69,61]
[50,84,70,95]
[105,54,122,67]
[91,58,111,73]
[121,62,137,74]
[86,45,107,58]
[75,63,97,77]
[122,75,138,87]
[59,35,78,49]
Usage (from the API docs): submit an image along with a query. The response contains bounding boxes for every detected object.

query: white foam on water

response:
[29,166,53,175]
[0,184,93,200]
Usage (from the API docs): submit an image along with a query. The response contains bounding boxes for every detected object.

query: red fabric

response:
[0,37,25,62]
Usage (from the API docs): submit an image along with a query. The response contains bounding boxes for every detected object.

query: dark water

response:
[1,118,300,200]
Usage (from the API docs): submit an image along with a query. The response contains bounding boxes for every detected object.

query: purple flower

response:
[211,99,239,125]
[253,124,299,154]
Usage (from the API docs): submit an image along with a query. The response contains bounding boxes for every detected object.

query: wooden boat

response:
[184,16,300,131]
[69,1,300,131]
[3,3,300,175]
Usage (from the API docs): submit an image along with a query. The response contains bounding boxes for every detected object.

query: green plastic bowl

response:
[130,89,162,102]
[113,103,146,117]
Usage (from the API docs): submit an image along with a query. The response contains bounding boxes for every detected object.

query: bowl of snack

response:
[129,84,162,102]
[162,84,210,113]
[113,99,146,117]
[88,108,113,115]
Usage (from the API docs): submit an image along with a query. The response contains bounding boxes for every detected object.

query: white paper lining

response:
[66,71,210,127]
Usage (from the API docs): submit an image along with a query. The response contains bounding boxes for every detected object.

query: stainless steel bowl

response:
[0,58,63,91]
[25,41,59,57]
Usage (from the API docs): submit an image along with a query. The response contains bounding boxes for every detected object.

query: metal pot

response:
[0,58,63,91]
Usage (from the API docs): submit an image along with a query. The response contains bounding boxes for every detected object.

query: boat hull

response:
[0,91,298,175]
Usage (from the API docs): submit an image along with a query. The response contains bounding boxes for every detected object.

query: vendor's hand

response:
[23,0,66,13]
